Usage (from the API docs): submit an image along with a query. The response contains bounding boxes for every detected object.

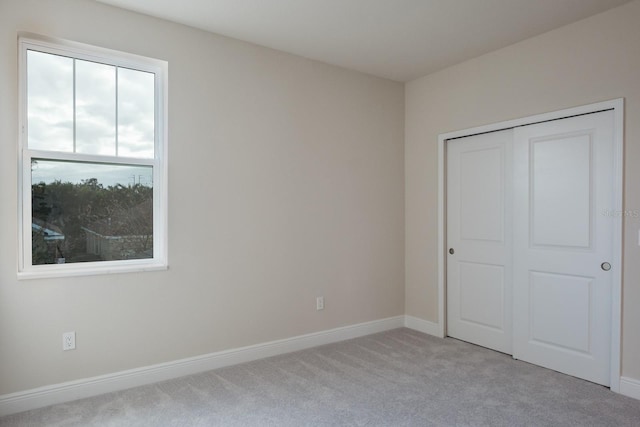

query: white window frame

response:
[18,33,168,279]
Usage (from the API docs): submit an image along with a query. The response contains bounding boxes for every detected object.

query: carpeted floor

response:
[1,328,639,426]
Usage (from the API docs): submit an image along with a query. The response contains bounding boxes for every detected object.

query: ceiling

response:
[95,0,631,82]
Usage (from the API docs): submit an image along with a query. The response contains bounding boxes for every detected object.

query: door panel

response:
[529,271,591,353]
[530,134,592,248]
[459,262,505,330]
[459,147,504,242]
[512,111,613,386]
[447,130,513,354]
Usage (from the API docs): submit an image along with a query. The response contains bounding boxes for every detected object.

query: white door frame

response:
[436,98,624,392]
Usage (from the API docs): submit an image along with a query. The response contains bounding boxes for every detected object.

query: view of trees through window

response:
[31,160,153,265]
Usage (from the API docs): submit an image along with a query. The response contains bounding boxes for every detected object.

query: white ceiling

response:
[96,0,631,82]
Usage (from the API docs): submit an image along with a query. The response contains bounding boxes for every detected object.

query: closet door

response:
[446,130,513,354]
[512,111,614,386]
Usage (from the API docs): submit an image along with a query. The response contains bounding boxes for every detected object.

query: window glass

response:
[27,50,73,152]
[31,159,153,265]
[76,59,116,155]
[117,67,155,158]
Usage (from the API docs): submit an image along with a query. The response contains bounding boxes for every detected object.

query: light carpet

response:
[1,328,639,426]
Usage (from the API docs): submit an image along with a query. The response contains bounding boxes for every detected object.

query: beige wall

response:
[405,0,640,379]
[0,0,405,395]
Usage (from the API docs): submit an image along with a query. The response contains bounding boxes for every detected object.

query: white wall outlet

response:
[63,331,76,351]
[316,296,324,311]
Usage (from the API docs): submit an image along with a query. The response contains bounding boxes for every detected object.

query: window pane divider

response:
[25,149,156,166]
[115,66,119,156]
[73,58,77,153]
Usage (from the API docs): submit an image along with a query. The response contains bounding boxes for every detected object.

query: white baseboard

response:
[620,376,640,400]
[0,315,404,417]
[2,314,633,418]
[404,315,442,337]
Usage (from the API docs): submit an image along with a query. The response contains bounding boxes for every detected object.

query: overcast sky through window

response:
[27,50,155,187]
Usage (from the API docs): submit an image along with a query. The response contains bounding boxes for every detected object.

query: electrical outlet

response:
[63,331,76,351]
[316,296,324,311]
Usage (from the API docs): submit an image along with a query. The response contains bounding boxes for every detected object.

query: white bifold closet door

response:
[447,111,614,386]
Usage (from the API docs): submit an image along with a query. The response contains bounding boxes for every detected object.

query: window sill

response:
[17,260,168,280]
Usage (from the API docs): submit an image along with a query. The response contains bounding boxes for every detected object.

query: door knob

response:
[601,262,611,271]
[449,248,455,255]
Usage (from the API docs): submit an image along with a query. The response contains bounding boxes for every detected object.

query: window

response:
[18,34,167,278]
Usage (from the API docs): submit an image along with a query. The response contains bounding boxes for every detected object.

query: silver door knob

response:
[601,262,611,271]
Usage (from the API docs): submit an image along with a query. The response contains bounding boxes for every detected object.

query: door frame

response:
[436,98,624,392]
